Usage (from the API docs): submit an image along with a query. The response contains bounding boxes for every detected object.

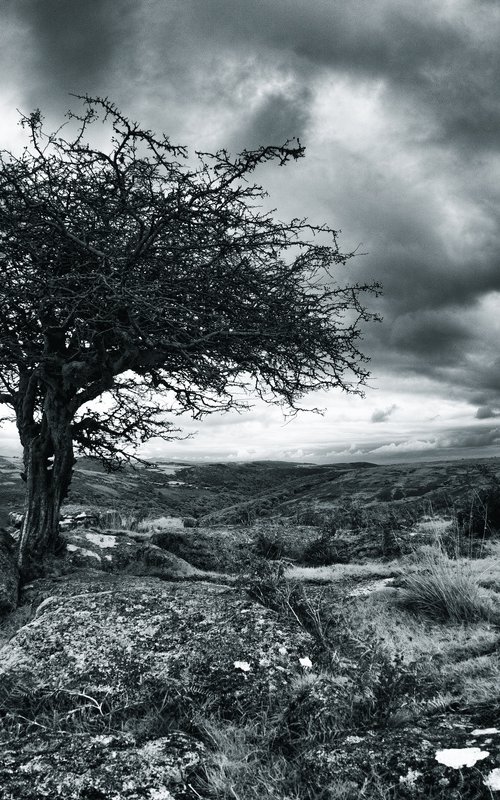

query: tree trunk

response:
[17,395,75,579]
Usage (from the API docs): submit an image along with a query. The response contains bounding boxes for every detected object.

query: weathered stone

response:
[61,528,202,579]
[62,527,137,570]
[0,730,206,799]
[0,572,313,798]
[129,542,202,579]
[299,723,500,799]
[0,530,19,614]
[6,574,312,721]
[150,526,255,572]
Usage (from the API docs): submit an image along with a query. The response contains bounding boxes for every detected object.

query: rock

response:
[298,722,500,799]
[0,730,205,799]
[62,527,137,570]
[150,526,255,572]
[6,573,312,721]
[61,528,202,579]
[0,573,313,799]
[0,530,19,614]
[128,543,202,579]
[59,510,100,530]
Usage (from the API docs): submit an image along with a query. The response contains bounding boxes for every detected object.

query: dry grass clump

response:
[194,716,302,800]
[137,515,184,532]
[398,550,496,623]
[286,561,398,583]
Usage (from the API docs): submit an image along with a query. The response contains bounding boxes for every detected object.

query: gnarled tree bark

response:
[18,393,75,579]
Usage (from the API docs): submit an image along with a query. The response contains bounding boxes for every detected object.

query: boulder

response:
[0,530,19,614]
[62,527,138,570]
[61,528,202,579]
[0,730,205,800]
[150,526,255,572]
[0,572,313,797]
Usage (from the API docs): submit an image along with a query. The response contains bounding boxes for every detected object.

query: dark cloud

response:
[228,86,312,153]
[389,311,472,363]
[10,0,136,113]
[183,0,500,154]
[475,406,498,420]
[469,393,491,406]
[8,0,500,157]
[187,1,462,78]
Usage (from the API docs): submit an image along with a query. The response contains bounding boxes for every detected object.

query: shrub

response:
[252,528,288,560]
[301,533,350,566]
[195,717,303,800]
[98,508,140,530]
[294,508,323,526]
[454,485,500,542]
[138,515,184,532]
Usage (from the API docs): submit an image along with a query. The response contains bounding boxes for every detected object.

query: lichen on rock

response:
[0,571,313,798]
[1,730,205,799]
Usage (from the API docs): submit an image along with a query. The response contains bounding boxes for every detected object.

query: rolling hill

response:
[1,453,499,527]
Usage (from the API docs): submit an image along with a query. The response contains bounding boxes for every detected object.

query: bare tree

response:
[0,96,380,578]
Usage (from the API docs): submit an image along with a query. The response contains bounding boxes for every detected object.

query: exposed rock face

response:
[0,572,313,798]
[0,530,18,614]
[1,731,205,800]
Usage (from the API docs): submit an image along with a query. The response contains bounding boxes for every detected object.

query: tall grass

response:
[398,547,495,623]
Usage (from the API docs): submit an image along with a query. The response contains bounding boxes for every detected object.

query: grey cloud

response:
[10,0,136,113]
[445,427,500,450]
[9,1,500,159]
[389,311,473,364]
[371,405,397,423]
[228,86,312,153]
[475,406,498,420]
[188,1,462,78]
[3,0,500,463]
[310,422,500,464]
[469,393,491,406]
[185,0,498,153]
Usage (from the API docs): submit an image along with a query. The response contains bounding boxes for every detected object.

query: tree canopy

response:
[0,96,380,576]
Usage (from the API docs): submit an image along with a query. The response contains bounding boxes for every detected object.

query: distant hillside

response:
[1,453,499,526]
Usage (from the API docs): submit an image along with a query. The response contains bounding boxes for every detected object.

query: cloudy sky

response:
[1,0,500,464]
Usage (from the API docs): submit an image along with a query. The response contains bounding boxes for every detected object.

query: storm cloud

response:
[1,0,499,462]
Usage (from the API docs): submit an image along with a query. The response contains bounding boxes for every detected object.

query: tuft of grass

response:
[137,515,184,532]
[286,561,398,584]
[194,715,302,800]
[398,551,496,623]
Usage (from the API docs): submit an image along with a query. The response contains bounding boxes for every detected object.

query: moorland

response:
[1,453,500,799]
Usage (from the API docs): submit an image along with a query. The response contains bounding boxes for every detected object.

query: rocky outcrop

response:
[0,530,18,614]
[1,731,205,800]
[0,572,313,798]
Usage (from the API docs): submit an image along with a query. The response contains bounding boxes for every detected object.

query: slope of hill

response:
[1,454,500,527]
